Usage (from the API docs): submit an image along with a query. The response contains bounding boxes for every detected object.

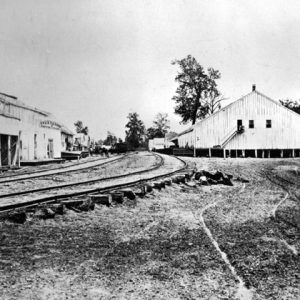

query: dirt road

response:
[0,156,299,299]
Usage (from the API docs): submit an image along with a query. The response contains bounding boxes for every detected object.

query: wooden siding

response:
[0,95,62,160]
[192,91,300,149]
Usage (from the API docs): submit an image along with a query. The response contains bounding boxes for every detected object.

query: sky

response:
[1,0,300,139]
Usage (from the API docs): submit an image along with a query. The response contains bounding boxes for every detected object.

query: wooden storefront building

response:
[0,92,63,167]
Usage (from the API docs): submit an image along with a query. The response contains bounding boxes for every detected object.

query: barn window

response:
[266,120,272,128]
[249,120,254,129]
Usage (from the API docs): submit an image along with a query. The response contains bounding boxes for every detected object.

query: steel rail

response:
[0,154,128,184]
[0,156,107,179]
[0,154,187,214]
[0,153,164,199]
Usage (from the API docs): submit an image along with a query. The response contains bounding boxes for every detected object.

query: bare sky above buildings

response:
[0,0,300,139]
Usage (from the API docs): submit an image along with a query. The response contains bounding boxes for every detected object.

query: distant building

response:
[173,85,300,157]
[61,125,74,151]
[148,137,175,150]
[0,92,67,167]
[172,127,194,149]
[73,133,90,151]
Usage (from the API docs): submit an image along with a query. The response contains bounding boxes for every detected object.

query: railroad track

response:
[0,153,187,214]
[0,154,127,184]
[260,169,299,229]
[260,169,300,197]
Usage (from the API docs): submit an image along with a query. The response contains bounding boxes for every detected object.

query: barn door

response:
[47,139,54,158]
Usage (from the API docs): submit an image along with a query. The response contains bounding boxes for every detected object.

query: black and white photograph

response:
[0,0,299,299]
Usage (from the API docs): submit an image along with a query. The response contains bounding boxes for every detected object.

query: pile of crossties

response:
[1,170,249,224]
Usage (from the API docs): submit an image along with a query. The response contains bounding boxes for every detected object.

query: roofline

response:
[194,89,300,128]
[176,126,194,137]
[61,128,74,135]
[194,91,254,127]
[0,92,18,100]
[0,96,49,116]
[0,111,21,121]
[255,90,300,119]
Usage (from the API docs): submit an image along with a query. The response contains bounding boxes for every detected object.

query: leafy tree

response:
[153,113,170,135]
[103,131,117,146]
[146,127,160,139]
[74,120,89,135]
[147,113,170,139]
[172,55,221,124]
[279,99,300,114]
[125,112,145,148]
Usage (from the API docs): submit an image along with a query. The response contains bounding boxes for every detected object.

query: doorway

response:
[47,139,54,158]
[237,119,243,131]
[0,135,8,166]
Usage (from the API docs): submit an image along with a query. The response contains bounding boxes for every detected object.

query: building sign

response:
[40,120,61,130]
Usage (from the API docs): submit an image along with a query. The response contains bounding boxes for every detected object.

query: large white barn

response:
[176,86,300,158]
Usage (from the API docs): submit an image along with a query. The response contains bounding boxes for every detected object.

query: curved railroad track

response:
[0,153,187,214]
[0,154,127,184]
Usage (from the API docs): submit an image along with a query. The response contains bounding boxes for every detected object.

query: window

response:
[266,120,272,128]
[249,120,254,129]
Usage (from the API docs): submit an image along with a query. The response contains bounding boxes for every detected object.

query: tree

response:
[125,112,145,148]
[74,120,89,135]
[203,93,226,115]
[103,131,117,146]
[147,113,170,139]
[153,113,170,135]
[172,55,221,124]
[279,99,300,114]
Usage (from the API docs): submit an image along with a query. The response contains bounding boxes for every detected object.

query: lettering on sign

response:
[40,120,61,129]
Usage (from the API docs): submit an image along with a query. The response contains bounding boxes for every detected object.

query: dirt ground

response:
[0,156,299,300]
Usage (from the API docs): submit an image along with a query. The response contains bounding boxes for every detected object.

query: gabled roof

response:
[194,89,300,128]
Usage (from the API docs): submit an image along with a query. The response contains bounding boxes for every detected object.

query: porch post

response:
[8,135,11,166]
[17,131,21,167]
[208,148,211,158]
[254,149,257,158]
